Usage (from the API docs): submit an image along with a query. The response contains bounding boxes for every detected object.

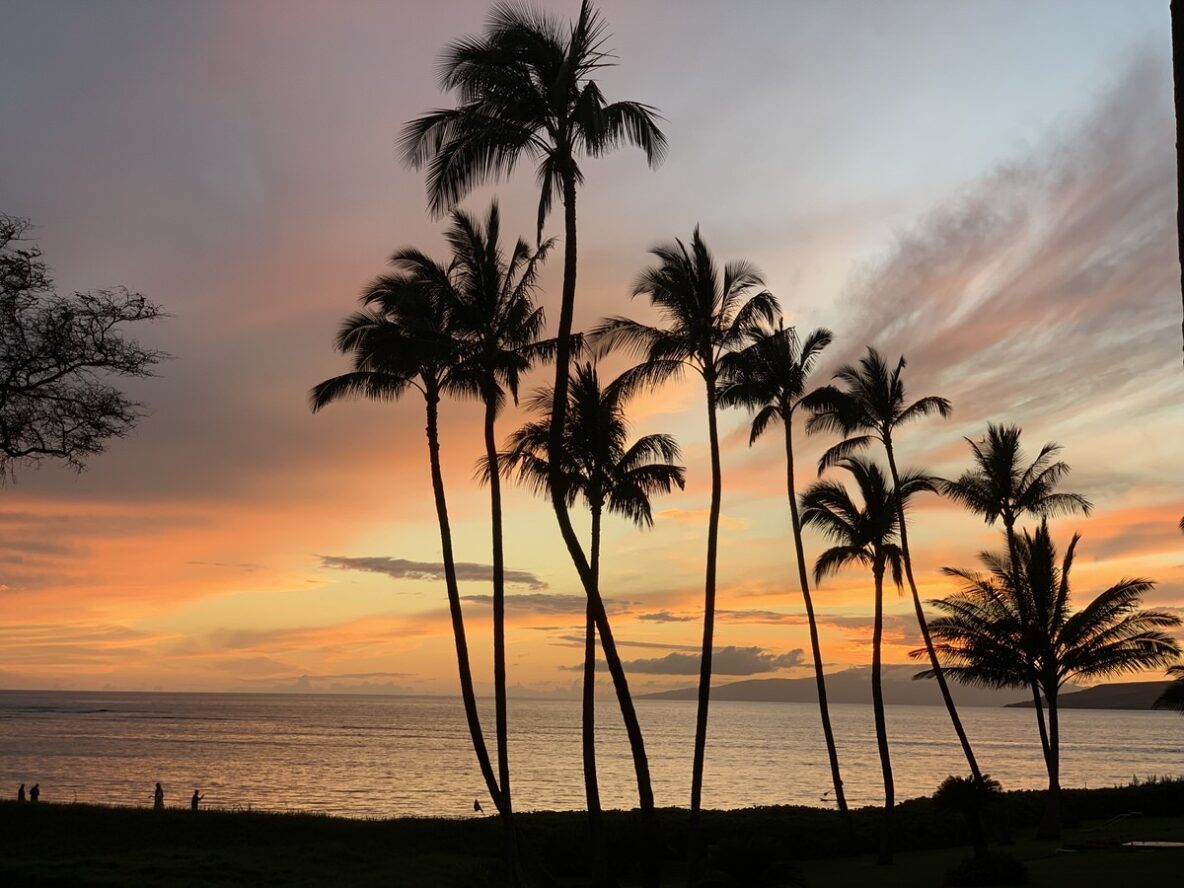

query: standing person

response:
[154,783,164,810]
[17,783,25,801]
[190,789,203,811]
[29,784,39,802]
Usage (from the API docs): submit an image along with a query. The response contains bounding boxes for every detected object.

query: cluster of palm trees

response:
[309,2,1182,884]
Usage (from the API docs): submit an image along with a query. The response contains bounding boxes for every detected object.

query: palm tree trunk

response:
[1037,683,1062,839]
[1172,0,1183,364]
[547,167,661,888]
[784,417,850,830]
[1031,684,1051,768]
[871,561,895,865]
[1005,523,1052,769]
[687,370,722,877]
[483,395,522,883]
[584,504,610,886]
[883,441,983,783]
[425,392,503,813]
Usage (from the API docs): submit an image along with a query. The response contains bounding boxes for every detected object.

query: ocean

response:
[1,690,1179,818]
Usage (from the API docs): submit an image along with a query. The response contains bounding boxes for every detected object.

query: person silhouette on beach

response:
[154,783,164,810]
[473,798,482,814]
[29,784,40,802]
[191,789,203,810]
[17,784,25,802]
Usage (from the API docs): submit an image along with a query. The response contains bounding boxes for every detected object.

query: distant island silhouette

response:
[638,666,1154,708]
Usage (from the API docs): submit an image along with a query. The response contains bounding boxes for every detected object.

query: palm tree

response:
[308,257,504,822]
[1153,665,1184,712]
[594,228,778,835]
[716,321,851,828]
[941,423,1092,766]
[402,12,666,876]
[804,348,983,783]
[923,522,1181,837]
[1155,521,1184,711]
[499,361,685,885]
[800,456,938,865]
[444,201,551,878]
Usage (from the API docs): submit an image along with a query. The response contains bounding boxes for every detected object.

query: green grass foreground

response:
[2,779,1182,886]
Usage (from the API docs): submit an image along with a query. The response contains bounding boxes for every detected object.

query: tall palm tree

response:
[402,12,666,876]
[594,228,778,834]
[800,456,938,865]
[716,321,851,827]
[308,258,504,820]
[941,423,1092,766]
[923,522,1181,837]
[804,348,983,783]
[499,361,684,886]
[445,201,551,879]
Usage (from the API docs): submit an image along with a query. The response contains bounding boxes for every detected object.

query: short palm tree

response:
[403,14,665,879]
[716,321,850,826]
[804,348,983,783]
[444,201,551,874]
[594,227,778,831]
[800,456,938,865]
[941,423,1092,765]
[923,522,1181,837]
[500,361,684,885]
[1154,665,1184,712]
[308,259,503,819]
[1156,518,1184,713]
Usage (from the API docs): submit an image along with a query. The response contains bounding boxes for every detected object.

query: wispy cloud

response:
[637,610,696,623]
[622,645,805,675]
[833,57,1177,437]
[321,555,548,590]
[463,593,636,615]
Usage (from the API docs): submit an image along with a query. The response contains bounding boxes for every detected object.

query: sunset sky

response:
[1,0,1180,697]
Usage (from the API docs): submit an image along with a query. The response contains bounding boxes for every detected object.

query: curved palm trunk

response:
[1031,685,1051,767]
[1037,682,1062,839]
[548,168,660,888]
[483,396,522,883]
[784,417,850,830]
[688,372,722,877]
[425,393,503,813]
[584,505,611,886]
[871,561,895,865]
[883,441,983,783]
[1173,0,1183,364]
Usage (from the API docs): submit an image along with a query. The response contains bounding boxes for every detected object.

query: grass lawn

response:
[801,816,1184,887]
[2,781,1182,886]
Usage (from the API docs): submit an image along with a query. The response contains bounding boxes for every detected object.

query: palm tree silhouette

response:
[402,12,665,878]
[444,201,551,877]
[800,456,938,865]
[941,423,1091,770]
[595,228,778,842]
[309,257,503,819]
[1155,520,1184,712]
[804,348,983,783]
[716,321,851,828]
[1154,665,1184,712]
[923,522,1181,837]
[499,361,684,885]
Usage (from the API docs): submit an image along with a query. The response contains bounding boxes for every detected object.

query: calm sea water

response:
[0,690,1180,818]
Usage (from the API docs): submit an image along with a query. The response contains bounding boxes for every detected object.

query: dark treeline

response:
[309,3,1184,886]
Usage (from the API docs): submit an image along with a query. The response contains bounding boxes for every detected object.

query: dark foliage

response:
[0,214,165,476]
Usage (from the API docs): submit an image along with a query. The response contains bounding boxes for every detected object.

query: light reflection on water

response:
[0,690,1179,818]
